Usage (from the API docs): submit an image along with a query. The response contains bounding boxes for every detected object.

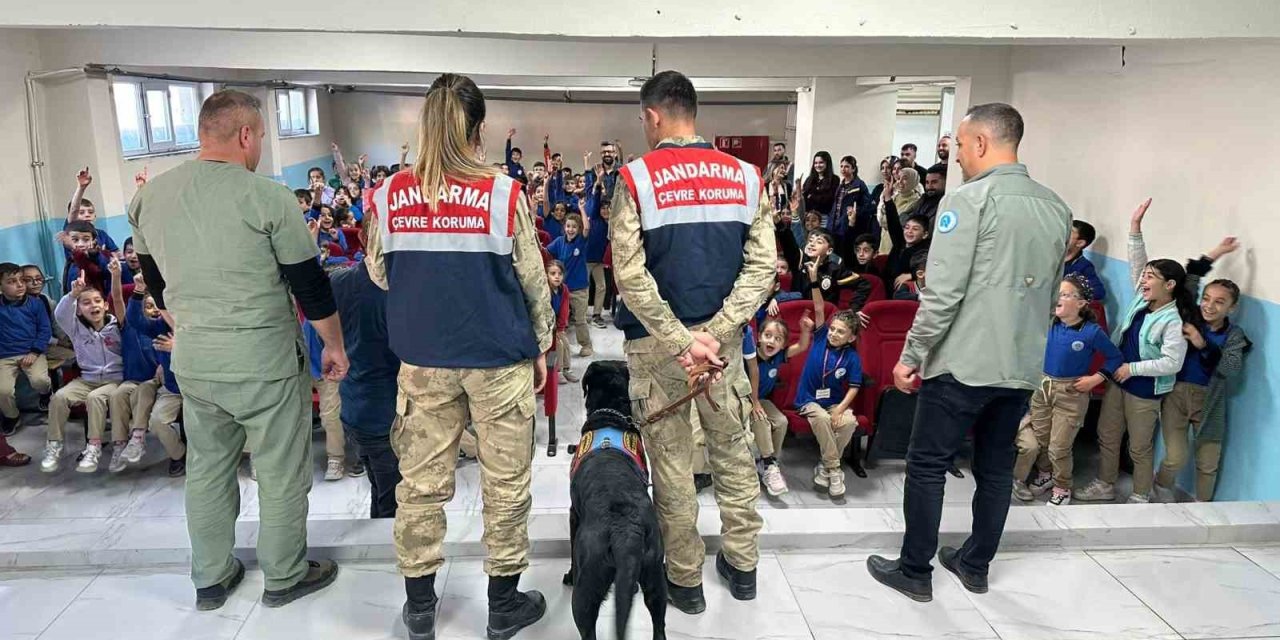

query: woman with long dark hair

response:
[365,73,553,639]
[828,155,873,264]
[802,151,838,222]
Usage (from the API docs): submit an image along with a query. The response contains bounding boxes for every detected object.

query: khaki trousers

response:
[148,387,187,460]
[797,402,856,470]
[1155,382,1221,501]
[626,333,762,587]
[0,355,51,418]
[393,361,535,578]
[45,344,75,370]
[314,378,344,459]
[110,380,159,443]
[556,331,571,373]
[749,399,788,459]
[1096,383,1162,497]
[48,378,119,441]
[569,289,592,350]
[1014,377,1089,489]
[588,262,608,317]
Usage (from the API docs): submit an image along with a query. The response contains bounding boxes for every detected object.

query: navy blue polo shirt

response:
[330,262,401,433]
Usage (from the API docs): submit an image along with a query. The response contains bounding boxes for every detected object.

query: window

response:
[277,88,316,137]
[112,79,203,157]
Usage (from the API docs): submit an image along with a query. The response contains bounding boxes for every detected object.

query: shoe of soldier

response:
[715,552,757,601]
[486,575,546,640]
[261,560,339,608]
[195,558,246,611]
[666,580,706,615]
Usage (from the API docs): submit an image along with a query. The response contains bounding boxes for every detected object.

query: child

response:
[1153,237,1248,502]
[0,262,52,435]
[303,317,349,481]
[745,294,814,497]
[785,229,867,308]
[583,185,612,328]
[548,214,593,357]
[20,265,72,373]
[132,277,187,477]
[64,167,119,258]
[43,272,124,473]
[120,238,139,285]
[107,265,164,473]
[546,261,574,383]
[1077,199,1192,503]
[543,202,568,240]
[885,212,932,291]
[792,278,863,498]
[893,251,929,301]
[295,188,313,216]
[316,207,349,255]
[850,234,883,278]
[61,220,113,297]
[1064,220,1107,301]
[1013,275,1124,506]
[505,129,526,182]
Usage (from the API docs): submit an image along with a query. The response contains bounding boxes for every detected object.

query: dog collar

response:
[569,425,649,483]
[588,407,636,427]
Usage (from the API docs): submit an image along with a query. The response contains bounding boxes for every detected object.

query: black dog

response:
[563,360,666,640]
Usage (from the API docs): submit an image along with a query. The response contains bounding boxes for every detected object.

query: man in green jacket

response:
[867,103,1072,602]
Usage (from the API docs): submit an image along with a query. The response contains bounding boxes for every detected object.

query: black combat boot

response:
[403,574,440,640]
[486,574,546,640]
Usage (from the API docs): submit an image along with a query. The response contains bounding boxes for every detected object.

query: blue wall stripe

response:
[1088,251,1279,502]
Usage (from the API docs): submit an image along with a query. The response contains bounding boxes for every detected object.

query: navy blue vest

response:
[374,171,539,368]
[614,143,761,340]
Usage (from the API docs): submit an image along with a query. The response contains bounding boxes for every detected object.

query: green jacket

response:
[900,163,1072,391]
[1116,234,1188,396]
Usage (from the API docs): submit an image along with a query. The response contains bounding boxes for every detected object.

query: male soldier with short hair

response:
[610,70,775,614]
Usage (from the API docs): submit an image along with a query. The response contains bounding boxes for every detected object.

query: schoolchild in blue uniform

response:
[745,282,815,497]
[547,214,593,357]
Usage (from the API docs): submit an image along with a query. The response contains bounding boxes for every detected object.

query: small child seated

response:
[295,188,313,217]
[130,277,186,477]
[793,230,869,308]
[850,234,882,278]
[20,265,72,371]
[107,266,168,473]
[792,285,863,499]
[43,272,124,473]
[315,207,349,255]
[745,294,814,497]
[546,261,573,383]
[61,220,113,298]
[893,251,929,301]
[0,263,53,434]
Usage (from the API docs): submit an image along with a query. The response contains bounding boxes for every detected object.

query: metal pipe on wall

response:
[24,68,84,296]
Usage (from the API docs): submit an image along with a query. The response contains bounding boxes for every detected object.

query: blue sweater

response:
[1064,254,1107,302]
[505,139,526,182]
[122,294,165,382]
[0,295,52,358]
[1042,319,1123,378]
[548,234,589,291]
[584,191,609,262]
[331,262,400,433]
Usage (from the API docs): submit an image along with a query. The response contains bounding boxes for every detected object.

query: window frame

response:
[277,88,315,138]
[112,78,204,158]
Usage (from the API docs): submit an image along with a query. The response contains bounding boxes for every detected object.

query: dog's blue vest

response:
[570,426,649,482]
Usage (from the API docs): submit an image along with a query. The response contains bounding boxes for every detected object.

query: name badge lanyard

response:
[822,346,850,387]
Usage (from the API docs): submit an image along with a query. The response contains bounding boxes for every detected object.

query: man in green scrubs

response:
[128,89,350,611]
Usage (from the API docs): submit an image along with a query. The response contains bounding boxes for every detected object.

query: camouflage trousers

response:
[393,361,536,578]
[626,332,762,587]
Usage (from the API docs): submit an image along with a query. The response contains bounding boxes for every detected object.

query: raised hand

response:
[134,167,148,189]
[400,141,410,153]
[800,314,815,331]
[331,142,340,152]
[307,219,320,241]
[357,153,368,167]
[76,167,92,188]
[107,256,121,277]
[507,128,517,139]
[1207,236,1240,261]
[70,272,87,298]
[133,272,147,293]
[1130,197,1152,233]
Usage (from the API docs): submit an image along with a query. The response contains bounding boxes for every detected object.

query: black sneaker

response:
[348,460,366,478]
[0,414,18,437]
[168,456,187,478]
[261,559,339,608]
[666,579,705,615]
[195,557,246,611]
[866,555,932,603]
[487,575,546,640]
[693,473,713,494]
[715,551,756,600]
[403,599,441,640]
[938,546,988,594]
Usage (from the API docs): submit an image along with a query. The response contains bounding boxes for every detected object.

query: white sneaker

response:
[40,441,64,473]
[108,446,127,473]
[1047,490,1072,507]
[76,443,102,473]
[812,464,830,488]
[1012,480,1034,501]
[762,462,789,496]
[1152,483,1176,504]
[1028,473,1054,496]
[1074,479,1115,502]
[122,435,146,465]
[1126,492,1151,504]
[324,457,344,481]
[828,469,846,498]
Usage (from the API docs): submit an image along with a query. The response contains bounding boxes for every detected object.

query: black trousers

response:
[899,375,1031,579]
[346,424,401,519]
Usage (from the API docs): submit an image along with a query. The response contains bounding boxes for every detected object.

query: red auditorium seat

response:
[855,300,919,460]
[863,274,886,305]
[775,299,835,340]
[777,271,792,292]
[326,242,346,258]
[871,254,890,274]
[341,228,364,256]
[766,300,870,437]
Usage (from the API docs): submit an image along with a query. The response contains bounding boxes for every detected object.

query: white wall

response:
[893,114,942,167]
[277,89,333,169]
[801,80,897,184]
[328,92,790,173]
[0,32,41,229]
[1010,42,1277,301]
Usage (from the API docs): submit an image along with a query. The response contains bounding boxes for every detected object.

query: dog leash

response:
[642,362,725,425]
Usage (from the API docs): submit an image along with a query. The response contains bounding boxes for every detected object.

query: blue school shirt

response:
[1119,309,1159,399]
[550,285,565,318]
[585,192,609,262]
[1042,319,1123,379]
[548,234,589,291]
[155,350,179,393]
[121,295,162,382]
[543,214,565,240]
[793,325,862,409]
[318,227,348,254]
[745,326,786,400]
[1178,322,1229,387]
[303,319,324,380]
[1064,254,1107,301]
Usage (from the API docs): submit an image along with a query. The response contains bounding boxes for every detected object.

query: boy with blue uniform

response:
[547,214,593,357]
[0,263,52,435]
[1063,220,1106,301]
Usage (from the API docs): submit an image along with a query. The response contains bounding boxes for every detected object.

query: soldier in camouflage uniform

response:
[364,73,554,640]
[610,71,775,613]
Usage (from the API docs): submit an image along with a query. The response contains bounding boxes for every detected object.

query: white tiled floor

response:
[6,546,1280,640]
